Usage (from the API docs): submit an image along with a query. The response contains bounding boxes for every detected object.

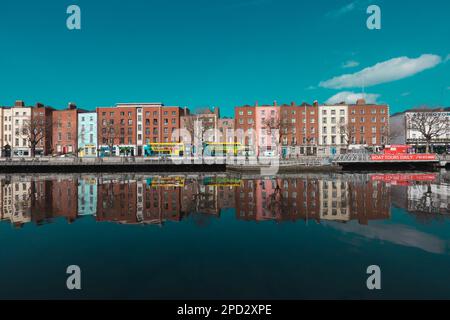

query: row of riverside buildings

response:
[0,99,390,158]
[4,173,450,228]
[0,174,394,227]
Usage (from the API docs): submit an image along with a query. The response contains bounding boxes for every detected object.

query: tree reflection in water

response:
[0,173,449,228]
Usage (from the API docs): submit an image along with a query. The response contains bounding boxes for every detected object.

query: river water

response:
[0,171,449,299]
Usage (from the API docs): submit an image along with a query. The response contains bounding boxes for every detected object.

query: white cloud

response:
[319,54,442,89]
[401,92,411,97]
[342,60,360,69]
[305,85,316,90]
[445,54,450,62]
[325,91,380,105]
[326,0,370,18]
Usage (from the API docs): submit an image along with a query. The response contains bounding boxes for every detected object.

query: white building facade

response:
[318,104,348,156]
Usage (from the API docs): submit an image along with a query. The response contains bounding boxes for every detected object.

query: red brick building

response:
[347,99,389,147]
[96,179,138,223]
[279,102,319,156]
[32,103,54,156]
[234,102,320,156]
[53,103,85,155]
[97,105,138,156]
[234,104,256,147]
[51,177,78,223]
[97,103,187,157]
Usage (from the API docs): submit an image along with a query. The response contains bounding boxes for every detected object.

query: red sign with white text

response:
[370,154,438,161]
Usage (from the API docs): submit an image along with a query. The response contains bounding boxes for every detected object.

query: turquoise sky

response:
[0,0,449,117]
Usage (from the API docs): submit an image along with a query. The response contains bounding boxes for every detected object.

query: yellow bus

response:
[203,142,244,156]
[144,143,185,157]
[146,176,185,187]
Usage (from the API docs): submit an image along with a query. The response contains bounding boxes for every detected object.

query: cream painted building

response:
[1,101,32,157]
[319,179,350,222]
[318,104,348,156]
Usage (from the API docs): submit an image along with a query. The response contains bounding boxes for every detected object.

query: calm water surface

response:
[1,171,450,299]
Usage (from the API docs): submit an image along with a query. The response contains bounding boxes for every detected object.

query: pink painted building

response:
[235,101,281,157]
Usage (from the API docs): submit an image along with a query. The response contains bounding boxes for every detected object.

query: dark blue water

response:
[0,172,449,299]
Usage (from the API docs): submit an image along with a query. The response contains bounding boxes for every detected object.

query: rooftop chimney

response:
[35,102,44,108]
[274,100,277,107]
[313,100,319,107]
[290,101,296,107]
[14,100,25,107]
[356,98,366,105]
[68,102,77,110]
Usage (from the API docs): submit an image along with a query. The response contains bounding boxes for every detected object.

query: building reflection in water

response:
[0,173,449,228]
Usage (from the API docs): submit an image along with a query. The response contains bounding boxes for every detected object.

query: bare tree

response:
[182,115,213,156]
[22,118,53,157]
[262,117,294,156]
[99,122,121,156]
[339,123,355,149]
[407,110,449,153]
